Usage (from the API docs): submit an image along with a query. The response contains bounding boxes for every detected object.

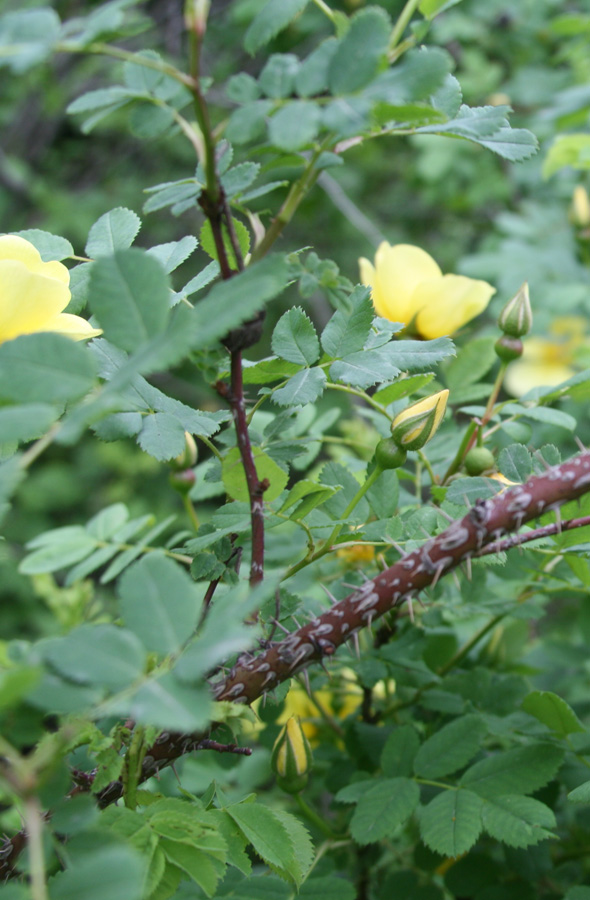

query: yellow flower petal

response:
[0,235,69,285]
[41,313,102,342]
[0,260,70,343]
[369,243,441,322]
[412,274,495,339]
[359,256,376,289]
[503,360,575,397]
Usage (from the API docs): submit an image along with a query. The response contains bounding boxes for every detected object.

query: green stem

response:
[284,465,382,579]
[389,0,421,52]
[437,614,504,677]
[297,676,345,738]
[441,419,478,485]
[295,793,344,839]
[92,538,191,566]
[417,450,437,486]
[124,726,146,810]
[250,139,332,262]
[186,33,218,200]
[57,41,196,89]
[482,361,508,426]
[311,0,337,23]
[414,778,455,790]
[198,435,223,461]
[456,361,509,465]
[24,797,48,900]
[566,736,590,770]
[326,382,393,421]
[20,424,61,470]
[183,494,200,532]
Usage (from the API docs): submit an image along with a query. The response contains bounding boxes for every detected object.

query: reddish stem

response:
[476,514,590,558]
[230,350,267,586]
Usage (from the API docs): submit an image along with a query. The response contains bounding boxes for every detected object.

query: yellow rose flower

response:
[359,242,495,339]
[336,542,376,566]
[504,316,586,397]
[0,235,101,345]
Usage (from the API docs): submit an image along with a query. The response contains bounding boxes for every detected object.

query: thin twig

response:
[230,351,267,586]
[475,514,590,558]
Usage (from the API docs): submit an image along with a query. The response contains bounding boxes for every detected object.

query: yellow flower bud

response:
[185,0,210,35]
[498,283,532,338]
[271,716,313,794]
[571,185,590,228]
[391,389,449,452]
[171,432,198,471]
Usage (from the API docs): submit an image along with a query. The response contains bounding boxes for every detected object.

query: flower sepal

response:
[271,716,313,794]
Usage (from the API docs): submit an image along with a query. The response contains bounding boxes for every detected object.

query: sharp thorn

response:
[407,594,415,623]
[465,555,472,581]
[269,616,291,635]
[390,540,406,557]
[533,449,552,471]
[452,571,461,590]
[431,562,445,589]
[320,583,339,605]
[262,692,268,707]
[350,632,361,658]
[292,616,302,630]
[342,581,361,590]
[437,508,455,523]
[555,506,562,534]
[377,553,388,570]
[463,494,472,509]
[575,435,588,453]
[301,669,312,697]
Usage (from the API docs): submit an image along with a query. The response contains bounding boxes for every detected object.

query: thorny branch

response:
[4,454,590,878]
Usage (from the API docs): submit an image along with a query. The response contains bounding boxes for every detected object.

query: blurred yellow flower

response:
[359,243,495,339]
[336,542,376,566]
[0,235,101,345]
[571,185,590,228]
[504,316,585,397]
[278,679,363,744]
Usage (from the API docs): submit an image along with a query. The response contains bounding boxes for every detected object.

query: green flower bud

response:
[391,389,449,452]
[464,447,495,476]
[169,469,196,496]
[171,432,198,471]
[498,283,532,338]
[271,716,313,794]
[373,438,407,470]
[495,335,523,362]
